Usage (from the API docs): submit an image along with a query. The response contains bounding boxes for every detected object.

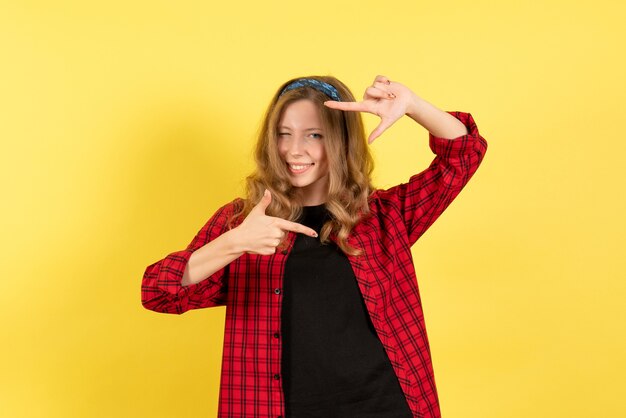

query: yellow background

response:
[1,0,625,417]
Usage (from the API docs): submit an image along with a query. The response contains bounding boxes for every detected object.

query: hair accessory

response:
[279,78,341,102]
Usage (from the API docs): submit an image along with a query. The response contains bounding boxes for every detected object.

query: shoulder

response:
[201,197,246,231]
[350,188,401,229]
[219,197,245,213]
[365,186,404,215]
[218,197,247,228]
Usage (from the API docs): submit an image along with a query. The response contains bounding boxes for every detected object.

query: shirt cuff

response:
[156,248,195,296]
[429,111,483,158]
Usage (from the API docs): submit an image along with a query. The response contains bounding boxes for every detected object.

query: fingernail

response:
[312,232,318,237]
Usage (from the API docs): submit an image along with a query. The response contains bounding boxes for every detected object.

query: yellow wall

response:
[1,1,625,417]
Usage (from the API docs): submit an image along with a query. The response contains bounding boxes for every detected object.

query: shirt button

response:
[281,249,288,255]
[273,374,280,380]
[273,332,280,339]
[274,288,281,295]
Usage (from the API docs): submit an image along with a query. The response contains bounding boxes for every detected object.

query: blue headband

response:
[279,78,342,102]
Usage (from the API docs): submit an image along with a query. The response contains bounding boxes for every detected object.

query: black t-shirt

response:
[281,204,413,418]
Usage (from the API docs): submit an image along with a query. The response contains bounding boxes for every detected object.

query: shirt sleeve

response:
[140,199,241,314]
[374,111,488,246]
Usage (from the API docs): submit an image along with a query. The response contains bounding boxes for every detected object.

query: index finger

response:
[324,100,370,113]
[273,218,318,237]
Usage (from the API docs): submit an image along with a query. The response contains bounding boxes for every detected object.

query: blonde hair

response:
[231,75,375,256]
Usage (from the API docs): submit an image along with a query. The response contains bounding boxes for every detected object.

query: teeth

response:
[289,164,312,170]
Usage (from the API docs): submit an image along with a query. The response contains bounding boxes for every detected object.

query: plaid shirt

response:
[142,111,487,418]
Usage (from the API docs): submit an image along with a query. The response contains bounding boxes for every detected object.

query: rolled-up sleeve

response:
[376,111,488,246]
[141,199,240,314]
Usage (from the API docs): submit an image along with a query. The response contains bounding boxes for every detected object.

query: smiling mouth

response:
[287,163,314,174]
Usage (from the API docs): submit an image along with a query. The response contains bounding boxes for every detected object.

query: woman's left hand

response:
[324,75,418,143]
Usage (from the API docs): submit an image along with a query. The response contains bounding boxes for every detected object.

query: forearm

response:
[181,228,244,287]
[406,94,469,139]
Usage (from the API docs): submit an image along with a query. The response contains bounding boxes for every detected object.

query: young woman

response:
[142,75,488,418]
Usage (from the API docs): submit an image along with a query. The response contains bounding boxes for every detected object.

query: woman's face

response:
[277,99,329,206]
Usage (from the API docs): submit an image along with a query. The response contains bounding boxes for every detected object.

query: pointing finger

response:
[273,218,318,237]
[324,100,371,113]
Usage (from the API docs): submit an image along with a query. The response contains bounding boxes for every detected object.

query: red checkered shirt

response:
[142,111,488,418]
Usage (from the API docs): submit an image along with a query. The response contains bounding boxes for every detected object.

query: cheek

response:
[317,144,328,164]
[276,140,287,156]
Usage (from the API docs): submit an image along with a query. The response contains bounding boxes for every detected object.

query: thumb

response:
[368,118,393,144]
[252,189,272,214]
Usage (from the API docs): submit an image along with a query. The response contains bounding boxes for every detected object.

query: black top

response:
[281,204,413,418]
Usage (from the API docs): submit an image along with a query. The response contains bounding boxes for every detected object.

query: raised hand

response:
[324,75,418,143]
[233,189,318,255]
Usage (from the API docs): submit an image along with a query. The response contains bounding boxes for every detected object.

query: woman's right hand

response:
[231,189,318,255]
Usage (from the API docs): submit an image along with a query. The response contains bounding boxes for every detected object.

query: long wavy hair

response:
[230,75,375,255]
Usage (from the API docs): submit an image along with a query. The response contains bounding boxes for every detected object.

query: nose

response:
[287,136,305,156]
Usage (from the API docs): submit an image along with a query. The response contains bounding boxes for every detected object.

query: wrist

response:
[405,93,428,121]
[224,227,247,256]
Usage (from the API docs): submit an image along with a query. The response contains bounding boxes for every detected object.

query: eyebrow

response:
[278,126,323,131]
